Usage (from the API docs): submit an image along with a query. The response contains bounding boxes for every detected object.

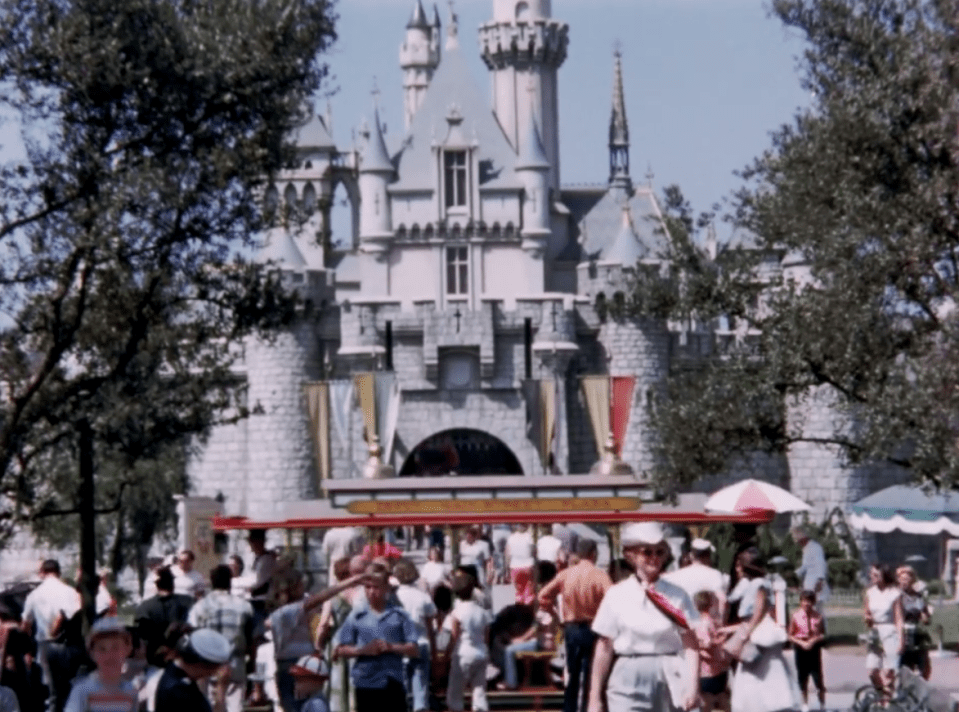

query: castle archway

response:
[399,429,523,477]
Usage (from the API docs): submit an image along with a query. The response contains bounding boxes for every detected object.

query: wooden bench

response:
[512,630,563,712]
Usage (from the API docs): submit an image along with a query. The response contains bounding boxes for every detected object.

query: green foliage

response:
[0,0,337,544]
[641,0,959,492]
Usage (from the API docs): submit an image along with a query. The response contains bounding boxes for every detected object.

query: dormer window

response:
[444,150,468,208]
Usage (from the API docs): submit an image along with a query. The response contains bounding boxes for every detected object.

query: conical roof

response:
[360,106,394,174]
[516,112,550,170]
[294,107,335,151]
[601,205,646,265]
[407,0,430,29]
[257,226,307,269]
[609,50,629,148]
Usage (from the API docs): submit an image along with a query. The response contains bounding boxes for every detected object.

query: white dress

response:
[864,585,901,671]
[729,578,801,712]
[591,576,696,712]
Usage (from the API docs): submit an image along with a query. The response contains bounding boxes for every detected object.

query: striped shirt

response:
[187,590,254,680]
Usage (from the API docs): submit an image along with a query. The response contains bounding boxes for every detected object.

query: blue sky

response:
[322,0,811,235]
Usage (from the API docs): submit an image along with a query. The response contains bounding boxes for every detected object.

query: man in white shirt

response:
[793,525,831,613]
[536,525,565,568]
[662,538,727,620]
[170,549,207,599]
[321,527,365,584]
[458,527,491,583]
[21,559,82,712]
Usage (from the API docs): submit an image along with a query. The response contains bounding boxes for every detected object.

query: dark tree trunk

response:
[78,419,97,628]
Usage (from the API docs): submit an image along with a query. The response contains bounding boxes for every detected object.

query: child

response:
[445,571,492,712]
[788,590,826,712]
[64,618,137,712]
[290,654,331,712]
[692,591,730,712]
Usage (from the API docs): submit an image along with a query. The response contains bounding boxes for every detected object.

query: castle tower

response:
[399,0,440,132]
[245,229,325,519]
[358,102,394,294]
[516,110,551,265]
[609,49,631,190]
[479,0,568,190]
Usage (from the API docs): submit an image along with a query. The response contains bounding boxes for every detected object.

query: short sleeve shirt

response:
[337,604,418,689]
[450,599,492,663]
[64,673,137,712]
[506,531,534,569]
[731,577,770,619]
[662,563,726,600]
[459,540,491,571]
[395,585,437,646]
[866,585,901,625]
[22,578,81,643]
[592,576,696,655]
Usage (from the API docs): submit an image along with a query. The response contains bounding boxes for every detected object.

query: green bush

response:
[828,558,861,589]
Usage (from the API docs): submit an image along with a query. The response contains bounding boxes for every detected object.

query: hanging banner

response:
[374,371,401,463]
[304,382,330,490]
[581,375,611,458]
[523,379,555,473]
[610,376,636,457]
[329,379,355,457]
[354,372,376,446]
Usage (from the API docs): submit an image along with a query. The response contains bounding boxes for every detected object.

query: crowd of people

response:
[0,521,946,712]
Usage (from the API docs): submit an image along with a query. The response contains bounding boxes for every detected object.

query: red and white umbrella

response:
[704,478,811,514]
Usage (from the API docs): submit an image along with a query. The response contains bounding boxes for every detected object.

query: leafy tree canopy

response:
[0,0,337,539]
[645,0,959,492]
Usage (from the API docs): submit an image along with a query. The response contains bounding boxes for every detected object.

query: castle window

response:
[444,150,468,208]
[440,348,479,390]
[446,245,469,295]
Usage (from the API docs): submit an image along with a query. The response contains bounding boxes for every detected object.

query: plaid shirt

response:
[187,590,254,679]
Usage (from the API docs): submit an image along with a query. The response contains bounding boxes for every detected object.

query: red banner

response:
[610,376,636,456]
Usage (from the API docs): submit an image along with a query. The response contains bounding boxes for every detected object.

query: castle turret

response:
[479,0,568,190]
[609,49,631,190]
[358,104,394,245]
[399,0,440,132]
[516,111,551,254]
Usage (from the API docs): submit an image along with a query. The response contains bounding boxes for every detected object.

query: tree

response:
[0,0,337,615]
[644,0,959,493]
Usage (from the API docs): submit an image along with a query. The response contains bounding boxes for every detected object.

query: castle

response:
[183,0,918,565]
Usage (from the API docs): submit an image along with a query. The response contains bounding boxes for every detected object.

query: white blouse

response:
[592,576,697,655]
[866,585,900,625]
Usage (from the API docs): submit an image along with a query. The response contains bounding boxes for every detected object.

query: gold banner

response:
[354,372,376,444]
[346,496,640,515]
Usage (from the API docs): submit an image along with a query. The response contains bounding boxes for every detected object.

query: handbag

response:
[749,614,788,648]
[722,635,760,663]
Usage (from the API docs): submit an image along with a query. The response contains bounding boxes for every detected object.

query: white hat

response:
[187,629,232,665]
[691,538,714,552]
[621,521,665,547]
[291,654,330,679]
[86,617,130,648]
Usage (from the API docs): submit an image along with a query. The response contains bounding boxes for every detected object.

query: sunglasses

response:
[633,546,669,559]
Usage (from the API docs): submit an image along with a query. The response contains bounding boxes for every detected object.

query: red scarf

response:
[642,579,690,630]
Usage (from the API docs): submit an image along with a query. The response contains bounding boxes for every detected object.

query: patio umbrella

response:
[704,478,812,514]
[847,485,959,536]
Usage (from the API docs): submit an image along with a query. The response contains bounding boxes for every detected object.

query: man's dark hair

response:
[40,560,60,576]
[576,539,598,559]
[248,529,266,543]
[537,560,557,586]
[210,564,232,591]
[155,567,175,593]
[451,571,475,601]
[433,585,452,613]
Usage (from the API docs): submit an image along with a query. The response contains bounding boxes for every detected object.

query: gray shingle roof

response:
[391,44,521,192]
[361,107,395,174]
[601,206,646,264]
[294,108,335,151]
[578,184,668,264]
[256,226,307,268]
[407,0,429,29]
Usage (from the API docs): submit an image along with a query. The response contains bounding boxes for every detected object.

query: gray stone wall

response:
[244,320,323,519]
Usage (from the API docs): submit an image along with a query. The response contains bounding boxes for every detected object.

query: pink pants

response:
[511,566,534,604]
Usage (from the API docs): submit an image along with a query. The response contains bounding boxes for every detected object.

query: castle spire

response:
[609,46,631,189]
[407,0,429,28]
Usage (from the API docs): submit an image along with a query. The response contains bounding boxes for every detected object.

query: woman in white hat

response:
[587,521,700,712]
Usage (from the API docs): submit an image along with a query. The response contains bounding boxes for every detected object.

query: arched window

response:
[284,183,298,213]
[301,182,316,215]
[516,1,530,20]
